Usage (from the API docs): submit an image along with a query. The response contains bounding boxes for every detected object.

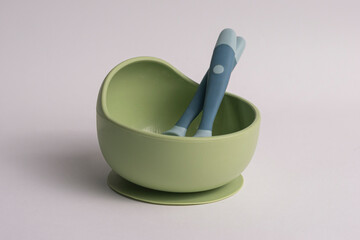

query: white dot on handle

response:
[213,65,224,74]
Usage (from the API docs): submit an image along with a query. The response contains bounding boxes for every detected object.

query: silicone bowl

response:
[96,57,260,193]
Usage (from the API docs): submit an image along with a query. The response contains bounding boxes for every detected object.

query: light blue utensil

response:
[163,28,245,137]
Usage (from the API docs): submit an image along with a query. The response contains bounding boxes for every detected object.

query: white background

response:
[1,0,359,239]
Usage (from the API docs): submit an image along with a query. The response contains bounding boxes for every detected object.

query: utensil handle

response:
[198,29,245,132]
[175,70,208,129]
[172,29,245,134]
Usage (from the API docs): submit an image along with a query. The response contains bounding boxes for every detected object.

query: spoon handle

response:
[163,29,245,137]
[175,70,208,129]
[195,29,245,137]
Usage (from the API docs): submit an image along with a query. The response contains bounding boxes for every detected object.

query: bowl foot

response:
[107,171,244,205]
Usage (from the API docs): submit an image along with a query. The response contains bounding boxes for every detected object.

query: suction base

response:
[107,171,244,205]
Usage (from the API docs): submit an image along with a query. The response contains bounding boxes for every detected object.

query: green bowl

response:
[96,56,260,193]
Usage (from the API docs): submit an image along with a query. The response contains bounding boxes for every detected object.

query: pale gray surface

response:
[1,0,359,239]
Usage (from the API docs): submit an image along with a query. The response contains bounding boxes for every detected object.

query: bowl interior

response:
[104,59,256,136]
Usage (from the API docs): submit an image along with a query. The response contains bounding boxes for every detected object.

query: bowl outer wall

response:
[96,57,260,193]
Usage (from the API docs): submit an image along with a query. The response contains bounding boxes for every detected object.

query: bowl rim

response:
[99,56,261,142]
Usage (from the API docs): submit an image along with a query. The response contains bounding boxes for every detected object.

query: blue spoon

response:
[163,28,245,137]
